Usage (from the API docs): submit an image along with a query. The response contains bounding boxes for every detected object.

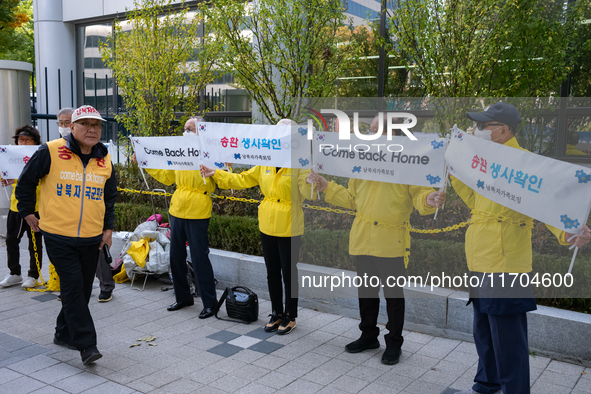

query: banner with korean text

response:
[312,132,447,187]
[133,136,202,171]
[196,122,312,169]
[445,126,591,233]
[0,145,42,179]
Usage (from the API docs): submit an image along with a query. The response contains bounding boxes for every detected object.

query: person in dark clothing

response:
[0,126,43,289]
[16,105,117,366]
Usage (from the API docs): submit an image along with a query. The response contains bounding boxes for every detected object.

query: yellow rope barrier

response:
[117,187,534,267]
[24,228,60,293]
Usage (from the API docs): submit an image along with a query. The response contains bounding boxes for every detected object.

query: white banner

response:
[446,126,591,233]
[196,122,311,169]
[0,145,41,179]
[312,132,447,187]
[133,136,202,171]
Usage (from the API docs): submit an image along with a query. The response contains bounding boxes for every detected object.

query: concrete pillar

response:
[33,0,77,142]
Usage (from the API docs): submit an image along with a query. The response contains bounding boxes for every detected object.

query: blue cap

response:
[466,102,521,130]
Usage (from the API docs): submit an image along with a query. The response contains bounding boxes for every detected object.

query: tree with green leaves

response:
[388,0,590,137]
[0,0,34,65]
[203,0,355,124]
[99,0,219,138]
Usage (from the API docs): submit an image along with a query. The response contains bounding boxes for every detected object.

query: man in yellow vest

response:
[454,102,590,394]
[16,105,117,366]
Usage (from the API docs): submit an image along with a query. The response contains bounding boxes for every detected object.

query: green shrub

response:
[208,214,263,256]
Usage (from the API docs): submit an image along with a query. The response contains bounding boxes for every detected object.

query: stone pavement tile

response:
[228,336,261,349]
[454,341,478,356]
[326,375,371,393]
[546,359,586,375]
[209,374,253,393]
[243,327,276,341]
[275,360,316,378]
[294,351,331,368]
[30,386,70,394]
[255,371,297,389]
[403,379,448,394]
[530,380,573,394]
[389,362,429,379]
[53,371,108,394]
[137,370,180,388]
[157,378,203,394]
[79,381,136,394]
[431,360,472,377]
[207,343,243,358]
[529,366,544,386]
[117,363,160,381]
[127,378,157,394]
[416,344,456,360]
[418,369,458,387]
[316,387,344,394]
[312,343,345,358]
[573,378,591,393]
[0,334,37,352]
[345,364,387,382]
[303,329,337,344]
[191,386,226,394]
[281,378,323,393]
[358,382,401,394]
[302,368,342,385]
[251,354,290,370]
[232,364,271,381]
[528,354,551,369]
[224,323,261,336]
[335,348,380,365]
[375,372,414,391]
[190,337,224,351]
[443,348,479,366]
[0,374,45,393]
[535,369,581,388]
[235,382,275,394]
[361,353,400,372]
[318,358,357,375]
[207,330,241,343]
[403,353,440,369]
[189,366,226,385]
[318,317,360,336]
[6,354,61,375]
[210,357,247,374]
[0,366,23,383]
[448,375,474,391]
[29,362,82,384]
[404,332,434,344]
[401,340,424,354]
[228,349,266,363]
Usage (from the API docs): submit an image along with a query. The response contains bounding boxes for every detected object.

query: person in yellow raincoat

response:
[307,115,445,365]
[135,117,218,318]
[453,102,591,394]
[200,119,313,335]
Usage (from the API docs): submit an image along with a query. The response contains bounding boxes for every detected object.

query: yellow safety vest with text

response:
[39,139,112,238]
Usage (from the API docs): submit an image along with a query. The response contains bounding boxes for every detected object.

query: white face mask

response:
[59,127,71,137]
[474,126,501,142]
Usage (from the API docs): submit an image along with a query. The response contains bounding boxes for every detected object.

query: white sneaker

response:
[21,276,38,288]
[0,274,23,287]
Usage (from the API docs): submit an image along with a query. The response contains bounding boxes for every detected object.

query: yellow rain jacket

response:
[146,169,215,219]
[324,179,436,258]
[213,167,312,237]
[451,137,569,273]
[10,180,40,212]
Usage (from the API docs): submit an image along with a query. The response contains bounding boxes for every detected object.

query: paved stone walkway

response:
[1,239,590,394]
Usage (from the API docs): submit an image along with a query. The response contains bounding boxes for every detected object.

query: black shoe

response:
[381,347,401,365]
[57,294,61,301]
[53,333,76,350]
[98,291,112,303]
[167,300,194,311]
[199,307,214,319]
[264,313,283,332]
[81,346,102,365]
[277,316,296,335]
[345,337,380,353]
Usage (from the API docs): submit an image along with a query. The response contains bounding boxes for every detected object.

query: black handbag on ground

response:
[214,286,259,324]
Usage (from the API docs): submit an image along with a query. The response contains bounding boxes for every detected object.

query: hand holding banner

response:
[445,125,591,234]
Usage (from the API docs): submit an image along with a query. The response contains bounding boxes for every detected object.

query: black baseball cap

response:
[467,102,521,130]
